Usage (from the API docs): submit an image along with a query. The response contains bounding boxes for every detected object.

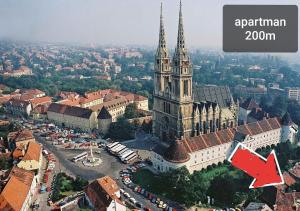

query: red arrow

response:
[228,143,284,188]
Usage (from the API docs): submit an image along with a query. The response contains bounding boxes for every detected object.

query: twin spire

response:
[157,1,187,58]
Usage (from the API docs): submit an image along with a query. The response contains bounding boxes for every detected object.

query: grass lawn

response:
[132,169,171,198]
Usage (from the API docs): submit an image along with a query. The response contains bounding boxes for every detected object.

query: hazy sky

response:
[0,0,299,48]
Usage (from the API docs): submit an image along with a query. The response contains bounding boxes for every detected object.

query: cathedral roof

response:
[158,117,282,164]
[193,85,233,108]
[163,139,190,163]
[240,97,259,110]
[281,112,293,126]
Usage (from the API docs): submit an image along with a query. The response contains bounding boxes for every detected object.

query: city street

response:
[34,133,183,211]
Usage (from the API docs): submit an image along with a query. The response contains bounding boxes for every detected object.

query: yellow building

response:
[47,103,98,131]
[17,142,42,172]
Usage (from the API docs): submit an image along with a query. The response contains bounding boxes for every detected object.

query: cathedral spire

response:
[176,0,186,52]
[156,2,168,56]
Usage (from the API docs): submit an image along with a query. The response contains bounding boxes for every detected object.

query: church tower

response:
[153,2,194,142]
[152,3,173,141]
[170,1,194,138]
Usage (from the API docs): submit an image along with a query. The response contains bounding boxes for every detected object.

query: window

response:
[163,102,171,114]
[183,80,189,96]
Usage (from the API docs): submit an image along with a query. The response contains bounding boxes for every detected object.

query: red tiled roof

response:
[164,139,190,163]
[275,190,300,211]
[7,130,34,143]
[29,96,52,107]
[283,172,296,187]
[85,176,123,211]
[177,118,281,154]
[0,167,34,211]
[22,142,41,162]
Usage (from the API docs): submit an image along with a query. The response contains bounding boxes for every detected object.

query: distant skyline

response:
[0,0,299,50]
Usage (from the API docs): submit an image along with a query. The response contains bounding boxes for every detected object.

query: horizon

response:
[0,0,298,47]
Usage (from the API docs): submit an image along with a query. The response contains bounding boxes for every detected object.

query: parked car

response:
[129,197,137,204]
[124,192,130,198]
[136,202,143,208]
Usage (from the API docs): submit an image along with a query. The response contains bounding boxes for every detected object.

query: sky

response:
[0,0,299,49]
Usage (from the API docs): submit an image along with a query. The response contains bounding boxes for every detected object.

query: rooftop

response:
[22,141,41,162]
[0,167,34,211]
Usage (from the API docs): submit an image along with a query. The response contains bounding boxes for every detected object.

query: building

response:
[17,141,42,173]
[152,3,238,143]
[151,116,298,173]
[97,108,113,135]
[47,103,98,131]
[0,167,36,211]
[244,202,272,211]
[7,130,35,151]
[285,87,300,103]
[4,98,32,116]
[29,96,52,109]
[234,85,267,100]
[84,176,126,211]
[238,98,261,124]
[281,112,298,144]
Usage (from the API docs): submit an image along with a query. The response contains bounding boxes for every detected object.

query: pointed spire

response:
[176,0,186,51]
[157,2,167,54]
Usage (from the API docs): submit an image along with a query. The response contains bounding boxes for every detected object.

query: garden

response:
[51,172,88,202]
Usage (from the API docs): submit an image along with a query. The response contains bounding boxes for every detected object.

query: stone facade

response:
[152,3,238,143]
[150,3,297,174]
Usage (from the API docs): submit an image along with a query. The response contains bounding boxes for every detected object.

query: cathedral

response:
[152,2,239,143]
[150,3,297,173]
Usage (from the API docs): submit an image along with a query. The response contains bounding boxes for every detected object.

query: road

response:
[35,133,183,211]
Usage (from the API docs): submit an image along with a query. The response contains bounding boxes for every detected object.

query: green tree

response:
[73,176,88,191]
[0,157,12,170]
[124,103,138,119]
[105,117,134,140]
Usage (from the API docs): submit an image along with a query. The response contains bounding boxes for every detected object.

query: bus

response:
[72,152,88,162]
[120,151,135,161]
[108,144,122,153]
[119,150,133,160]
[111,145,126,154]
[124,154,137,164]
[106,142,119,150]
[117,148,129,156]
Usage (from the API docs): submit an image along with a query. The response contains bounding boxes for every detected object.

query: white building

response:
[84,176,126,211]
[238,98,260,124]
[151,115,298,173]
[285,87,300,102]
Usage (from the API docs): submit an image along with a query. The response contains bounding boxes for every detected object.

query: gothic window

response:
[175,80,179,97]
[183,80,188,96]
[163,102,171,114]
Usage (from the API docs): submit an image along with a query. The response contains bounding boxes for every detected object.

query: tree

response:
[73,176,88,191]
[0,157,11,170]
[105,117,134,140]
[124,103,138,119]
